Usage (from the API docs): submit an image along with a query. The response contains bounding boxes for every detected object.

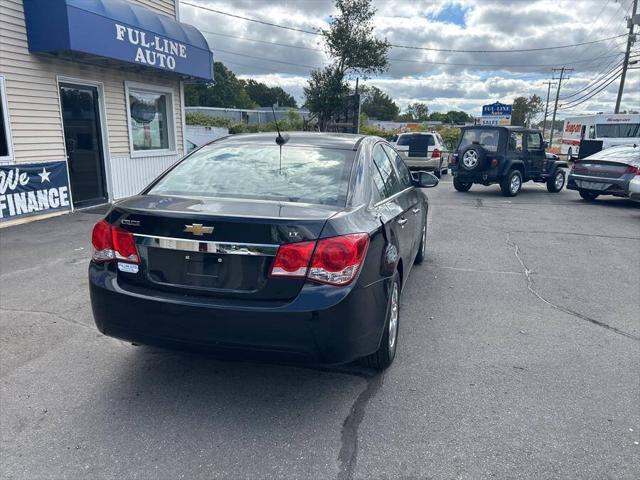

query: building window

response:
[125,82,176,157]
[0,76,14,162]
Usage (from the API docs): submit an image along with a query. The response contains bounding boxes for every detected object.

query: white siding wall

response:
[0,0,185,200]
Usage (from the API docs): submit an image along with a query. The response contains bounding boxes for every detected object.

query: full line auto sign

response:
[0,161,71,222]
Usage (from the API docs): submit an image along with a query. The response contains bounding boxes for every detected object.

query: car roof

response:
[398,132,434,136]
[213,132,366,150]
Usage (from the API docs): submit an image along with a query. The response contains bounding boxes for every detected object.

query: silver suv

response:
[394,132,449,177]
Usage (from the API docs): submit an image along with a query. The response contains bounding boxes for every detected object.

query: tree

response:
[512,95,543,127]
[184,62,255,109]
[241,79,297,108]
[360,86,399,120]
[305,0,391,130]
[398,102,429,122]
[427,110,473,124]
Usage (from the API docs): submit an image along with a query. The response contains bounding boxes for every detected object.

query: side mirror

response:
[413,171,439,188]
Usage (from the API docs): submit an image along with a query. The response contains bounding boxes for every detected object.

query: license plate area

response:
[577,180,610,191]
[146,247,268,291]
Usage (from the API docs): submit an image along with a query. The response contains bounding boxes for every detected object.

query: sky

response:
[179,0,640,120]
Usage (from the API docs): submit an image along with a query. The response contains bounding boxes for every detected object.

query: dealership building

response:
[0,0,213,225]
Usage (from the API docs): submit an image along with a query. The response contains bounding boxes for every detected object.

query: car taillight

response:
[269,233,369,286]
[91,219,140,264]
[625,164,640,175]
[431,148,441,159]
[270,240,315,278]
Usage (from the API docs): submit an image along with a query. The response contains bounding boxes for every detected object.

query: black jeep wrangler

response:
[449,126,569,196]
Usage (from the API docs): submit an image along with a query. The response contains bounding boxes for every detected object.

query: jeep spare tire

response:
[459,146,487,171]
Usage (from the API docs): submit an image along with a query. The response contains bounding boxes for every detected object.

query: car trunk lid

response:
[109,194,341,301]
[573,160,630,179]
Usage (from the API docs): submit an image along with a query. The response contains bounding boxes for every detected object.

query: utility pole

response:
[542,80,556,139]
[615,0,638,113]
[549,67,573,148]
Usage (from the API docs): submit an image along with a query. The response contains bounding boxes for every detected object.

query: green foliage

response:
[241,79,298,108]
[512,95,543,127]
[436,126,461,152]
[323,0,391,78]
[398,102,429,122]
[306,0,391,130]
[185,62,255,109]
[428,110,473,124]
[360,86,399,121]
[186,111,305,135]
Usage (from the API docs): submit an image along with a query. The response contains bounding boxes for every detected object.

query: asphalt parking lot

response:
[1,180,639,480]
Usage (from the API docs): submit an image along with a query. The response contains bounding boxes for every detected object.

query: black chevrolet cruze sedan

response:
[89,133,438,369]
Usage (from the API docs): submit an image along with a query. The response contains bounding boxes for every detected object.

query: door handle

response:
[412,208,420,215]
[397,218,408,227]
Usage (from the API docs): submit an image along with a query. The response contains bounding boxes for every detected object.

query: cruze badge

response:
[184,223,214,236]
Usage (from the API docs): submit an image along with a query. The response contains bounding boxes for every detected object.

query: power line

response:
[560,71,623,110]
[560,58,624,99]
[561,67,623,107]
[181,1,629,54]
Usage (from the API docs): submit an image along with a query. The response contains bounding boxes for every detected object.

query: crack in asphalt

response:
[505,233,640,342]
[336,370,383,480]
[0,307,92,330]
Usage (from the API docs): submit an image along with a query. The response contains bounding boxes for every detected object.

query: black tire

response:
[546,169,565,193]
[579,190,599,201]
[434,169,441,179]
[453,177,472,192]
[360,274,400,370]
[414,214,427,265]
[500,169,523,197]
[459,146,487,171]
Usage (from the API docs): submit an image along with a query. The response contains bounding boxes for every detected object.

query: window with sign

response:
[0,76,13,162]
[125,82,175,156]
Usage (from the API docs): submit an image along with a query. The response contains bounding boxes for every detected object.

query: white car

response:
[629,174,640,202]
[393,132,449,177]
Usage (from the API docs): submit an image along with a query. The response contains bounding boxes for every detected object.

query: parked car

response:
[89,133,439,370]
[449,126,568,196]
[567,144,640,201]
[393,132,449,177]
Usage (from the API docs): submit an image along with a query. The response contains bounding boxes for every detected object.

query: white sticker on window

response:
[117,262,139,274]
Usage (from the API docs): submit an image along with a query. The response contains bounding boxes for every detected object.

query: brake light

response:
[269,233,369,286]
[91,219,140,264]
[431,148,441,159]
[270,240,315,277]
[625,164,640,175]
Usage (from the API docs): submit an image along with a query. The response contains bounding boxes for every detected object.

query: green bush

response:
[186,111,306,135]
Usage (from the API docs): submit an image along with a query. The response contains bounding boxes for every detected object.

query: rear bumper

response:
[89,265,390,365]
[567,173,630,196]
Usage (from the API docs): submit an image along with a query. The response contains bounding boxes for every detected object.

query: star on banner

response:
[38,167,51,183]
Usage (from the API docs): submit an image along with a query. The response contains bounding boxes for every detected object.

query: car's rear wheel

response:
[453,177,472,192]
[414,215,427,265]
[579,190,599,201]
[546,169,565,193]
[360,274,400,370]
[501,169,522,197]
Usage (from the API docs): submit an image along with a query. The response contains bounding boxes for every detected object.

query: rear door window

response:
[459,129,499,152]
[382,144,413,189]
[372,143,401,198]
[148,144,355,206]
[508,132,524,152]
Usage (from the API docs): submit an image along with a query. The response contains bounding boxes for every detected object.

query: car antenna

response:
[271,106,289,173]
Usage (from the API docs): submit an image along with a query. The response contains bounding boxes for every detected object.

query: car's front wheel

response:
[453,177,472,192]
[360,274,400,370]
[579,190,599,201]
[547,169,565,193]
[501,169,522,197]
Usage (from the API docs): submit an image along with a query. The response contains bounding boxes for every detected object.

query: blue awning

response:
[23,0,213,81]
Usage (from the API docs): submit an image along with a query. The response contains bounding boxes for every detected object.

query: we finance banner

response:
[0,161,71,222]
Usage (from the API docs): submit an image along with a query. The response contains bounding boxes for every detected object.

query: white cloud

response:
[180,0,640,117]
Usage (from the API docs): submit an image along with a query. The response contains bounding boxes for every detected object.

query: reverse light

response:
[91,220,140,264]
[269,233,370,286]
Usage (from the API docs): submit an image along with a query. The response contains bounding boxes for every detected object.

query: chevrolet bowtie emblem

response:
[184,223,214,236]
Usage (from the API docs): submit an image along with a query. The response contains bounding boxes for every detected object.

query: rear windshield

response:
[596,123,640,138]
[585,146,640,164]
[397,134,434,149]
[148,144,355,206]
[458,128,499,152]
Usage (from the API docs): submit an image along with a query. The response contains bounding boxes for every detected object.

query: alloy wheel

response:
[510,174,521,194]
[388,282,399,353]
[555,171,565,190]
[462,150,478,169]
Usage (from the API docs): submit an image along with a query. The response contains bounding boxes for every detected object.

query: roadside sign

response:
[481,102,512,126]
